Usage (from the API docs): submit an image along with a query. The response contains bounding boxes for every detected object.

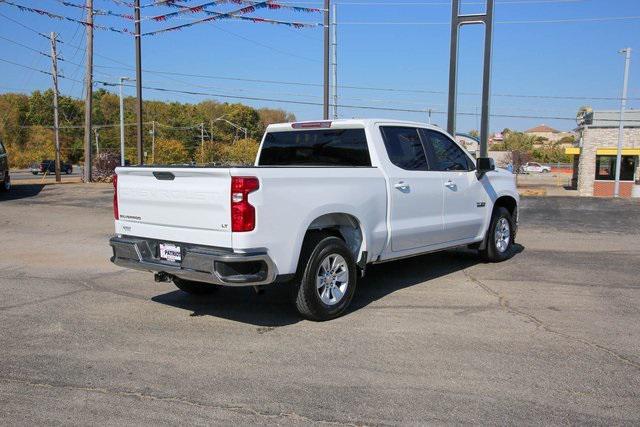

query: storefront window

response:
[595,155,637,181]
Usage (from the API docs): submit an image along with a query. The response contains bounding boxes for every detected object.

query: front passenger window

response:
[420,129,472,171]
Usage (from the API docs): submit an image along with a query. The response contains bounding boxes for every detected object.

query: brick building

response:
[567,110,640,197]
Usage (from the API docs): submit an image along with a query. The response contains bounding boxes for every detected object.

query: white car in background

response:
[521,162,551,174]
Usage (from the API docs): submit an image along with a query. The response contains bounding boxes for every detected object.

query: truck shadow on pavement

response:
[151,245,524,327]
[0,184,45,201]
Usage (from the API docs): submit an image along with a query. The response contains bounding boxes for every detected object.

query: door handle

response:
[445,180,456,189]
[394,181,410,191]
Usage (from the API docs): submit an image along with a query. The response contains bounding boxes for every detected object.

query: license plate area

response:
[159,243,182,263]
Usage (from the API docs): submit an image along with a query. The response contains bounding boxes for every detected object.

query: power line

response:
[0,11,51,40]
[104,79,600,122]
[339,15,640,25]
[335,0,585,4]
[0,34,59,60]
[91,63,639,101]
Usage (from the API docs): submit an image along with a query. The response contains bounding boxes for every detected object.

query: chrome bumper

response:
[109,236,277,286]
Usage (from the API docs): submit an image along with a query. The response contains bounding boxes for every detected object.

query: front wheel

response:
[480,207,516,262]
[293,233,357,321]
[173,277,219,295]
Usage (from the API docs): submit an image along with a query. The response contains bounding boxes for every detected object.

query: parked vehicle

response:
[521,162,551,174]
[0,139,10,192]
[31,160,73,175]
[110,119,519,320]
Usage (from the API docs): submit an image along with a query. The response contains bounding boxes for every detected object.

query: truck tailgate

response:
[114,167,232,247]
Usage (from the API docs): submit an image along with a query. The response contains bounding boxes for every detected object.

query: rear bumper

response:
[109,236,277,286]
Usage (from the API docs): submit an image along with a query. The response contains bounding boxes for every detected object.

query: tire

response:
[480,207,516,262]
[1,173,10,192]
[65,168,71,175]
[173,277,219,295]
[293,232,357,321]
[32,171,39,175]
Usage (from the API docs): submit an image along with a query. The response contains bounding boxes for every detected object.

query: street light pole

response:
[134,0,144,165]
[323,0,330,120]
[614,47,631,198]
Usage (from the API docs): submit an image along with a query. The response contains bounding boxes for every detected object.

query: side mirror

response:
[476,157,495,178]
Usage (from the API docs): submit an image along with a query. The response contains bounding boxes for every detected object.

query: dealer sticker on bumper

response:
[159,243,182,262]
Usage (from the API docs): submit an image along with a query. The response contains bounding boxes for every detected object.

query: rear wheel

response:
[480,207,515,262]
[293,233,357,321]
[173,277,219,295]
[1,173,10,192]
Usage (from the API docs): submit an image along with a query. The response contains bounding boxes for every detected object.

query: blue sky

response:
[0,0,638,133]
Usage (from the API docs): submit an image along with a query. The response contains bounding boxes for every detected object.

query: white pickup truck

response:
[110,119,518,320]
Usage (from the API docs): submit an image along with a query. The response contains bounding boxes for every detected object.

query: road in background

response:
[0,184,639,424]
[10,168,82,182]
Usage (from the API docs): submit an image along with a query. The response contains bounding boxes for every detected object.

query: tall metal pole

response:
[119,77,126,166]
[447,0,494,160]
[134,0,144,165]
[323,0,330,120]
[83,0,93,182]
[331,3,338,119]
[50,32,61,183]
[614,47,632,198]
[479,0,494,159]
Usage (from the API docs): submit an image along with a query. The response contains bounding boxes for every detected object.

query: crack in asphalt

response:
[0,271,150,311]
[462,269,640,372]
[0,377,363,426]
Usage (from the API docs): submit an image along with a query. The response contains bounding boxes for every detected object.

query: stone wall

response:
[576,127,640,197]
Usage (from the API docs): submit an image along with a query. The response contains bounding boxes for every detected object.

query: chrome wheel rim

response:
[495,217,511,253]
[316,254,349,306]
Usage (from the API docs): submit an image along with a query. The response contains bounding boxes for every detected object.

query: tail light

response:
[231,176,259,232]
[113,174,119,220]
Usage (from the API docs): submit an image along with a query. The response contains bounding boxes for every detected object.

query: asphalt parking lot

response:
[1,184,639,425]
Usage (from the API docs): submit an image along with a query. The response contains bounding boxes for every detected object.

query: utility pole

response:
[83,0,94,182]
[614,47,632,198]
[118,77,132,166]
[50,32,61,183]
[134,0,144,165]
[331,2,338,119]
[428,108,432,125]
[200,122,205,163]
[151,120,155,163]
[323,0,330,120]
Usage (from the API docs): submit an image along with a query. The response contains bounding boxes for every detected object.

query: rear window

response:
[258,129,371,167]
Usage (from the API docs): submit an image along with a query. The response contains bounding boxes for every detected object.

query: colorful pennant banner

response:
[151,0,320,23]
[0,0,132,33]
[54,0,135,20]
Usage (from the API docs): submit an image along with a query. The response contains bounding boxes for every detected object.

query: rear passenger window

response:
[380,126,429,171]
[420,129,472,171]
[258,129,371,166]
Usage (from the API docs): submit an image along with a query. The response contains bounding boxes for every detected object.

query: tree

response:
[468,129,479,138]
[505,149,531,183]
[220,138,260,165]
[153,139,189,164]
